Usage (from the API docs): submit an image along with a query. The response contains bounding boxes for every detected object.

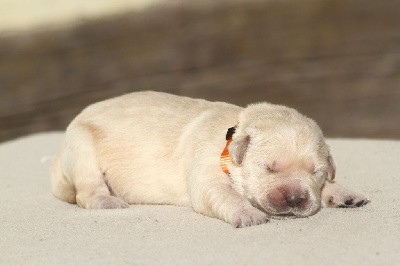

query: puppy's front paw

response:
[230,207,269,228]
[322,183,369,208]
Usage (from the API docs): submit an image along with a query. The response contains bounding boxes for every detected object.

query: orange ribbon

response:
[220,138,233,175]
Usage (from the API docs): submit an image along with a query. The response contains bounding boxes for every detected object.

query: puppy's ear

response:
[327,155,336,181]
[229,134,250,165]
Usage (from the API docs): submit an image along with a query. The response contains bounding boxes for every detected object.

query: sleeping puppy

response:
[51,91,369,227]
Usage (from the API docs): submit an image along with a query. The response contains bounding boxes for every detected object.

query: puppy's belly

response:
[102,161,192,207]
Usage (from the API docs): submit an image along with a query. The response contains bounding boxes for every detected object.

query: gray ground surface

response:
[1,133,399,265]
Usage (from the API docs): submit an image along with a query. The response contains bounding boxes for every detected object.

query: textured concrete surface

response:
[0,132,399,265]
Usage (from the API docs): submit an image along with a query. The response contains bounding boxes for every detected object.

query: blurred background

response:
[0,0,399,143]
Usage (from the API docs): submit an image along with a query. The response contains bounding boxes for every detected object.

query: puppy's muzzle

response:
[285,194,307,208]
[266,184,310,215]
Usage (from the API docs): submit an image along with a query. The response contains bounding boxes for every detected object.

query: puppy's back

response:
[53,91,241,206]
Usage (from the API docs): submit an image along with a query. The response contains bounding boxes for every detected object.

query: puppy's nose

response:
[286,195,305,208]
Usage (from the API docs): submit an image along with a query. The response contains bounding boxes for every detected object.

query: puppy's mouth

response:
[254,200,317,219]
[271,212,296,219]
[266,209,306,219]
[252,201,296,218]
[249,193,320,218]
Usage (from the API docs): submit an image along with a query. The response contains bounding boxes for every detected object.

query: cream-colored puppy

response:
[52,91,368,227]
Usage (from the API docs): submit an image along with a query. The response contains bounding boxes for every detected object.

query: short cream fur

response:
[52,91,368,227]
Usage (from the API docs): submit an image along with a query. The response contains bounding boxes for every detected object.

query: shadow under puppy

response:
[51,91,369,227]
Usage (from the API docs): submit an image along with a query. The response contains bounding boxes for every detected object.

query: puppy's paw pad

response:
[98,196,129,209]
[355,199,368,207]
[330,194,369,208]
[231,208,269,228]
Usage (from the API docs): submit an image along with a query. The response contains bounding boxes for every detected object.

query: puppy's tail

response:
[51,150,76,204]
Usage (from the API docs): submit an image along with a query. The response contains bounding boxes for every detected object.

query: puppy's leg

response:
[63,126,129,209]
[189,169,269,228]
[51,151,76,204]
[322,181,369,208]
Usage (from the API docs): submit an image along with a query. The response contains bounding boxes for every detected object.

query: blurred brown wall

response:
[0,0,399,142]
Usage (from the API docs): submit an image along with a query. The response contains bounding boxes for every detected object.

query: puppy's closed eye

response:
[265,161,279,173]
[266,166,275,173]
[313,169,328,181]
[312,168,322,175]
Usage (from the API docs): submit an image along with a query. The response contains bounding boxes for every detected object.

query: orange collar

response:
[220,126,236,176]
[220,137,233,176]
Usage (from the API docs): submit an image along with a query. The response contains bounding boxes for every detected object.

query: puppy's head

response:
[228,103,335,218]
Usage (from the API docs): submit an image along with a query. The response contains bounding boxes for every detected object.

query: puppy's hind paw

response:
[337,197,370,208]
[324,189,369,208]
[322,182,370,209]
[230,208,270,228]
[97,195,129,209]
